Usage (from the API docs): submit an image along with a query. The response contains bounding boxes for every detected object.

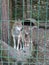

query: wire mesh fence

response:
[0,0,49,65]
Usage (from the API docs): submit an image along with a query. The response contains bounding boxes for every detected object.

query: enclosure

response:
[0,0,49,65]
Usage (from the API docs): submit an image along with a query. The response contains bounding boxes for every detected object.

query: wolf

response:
[11,21,23,50]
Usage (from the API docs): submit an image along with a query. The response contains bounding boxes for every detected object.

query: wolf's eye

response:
[21,27,23,31]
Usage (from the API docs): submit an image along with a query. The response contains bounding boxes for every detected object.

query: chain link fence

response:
[0,0,49,65]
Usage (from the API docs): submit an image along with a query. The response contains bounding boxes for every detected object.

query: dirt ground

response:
[24,26,49,65]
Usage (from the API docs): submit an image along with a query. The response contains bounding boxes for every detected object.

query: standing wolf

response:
[11,21,23,50]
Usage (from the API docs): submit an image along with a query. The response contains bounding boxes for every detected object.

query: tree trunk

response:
[9,0,13,20]
[27,0,31,18]
[23,0,26,19]
[2,0,8,20]
[2,0,9,43]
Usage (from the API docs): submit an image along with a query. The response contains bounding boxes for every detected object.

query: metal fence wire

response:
[0,0,49,65]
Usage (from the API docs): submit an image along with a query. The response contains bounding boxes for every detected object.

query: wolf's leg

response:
[22,39,24,50]
[17,35,20,50]
[13,36,16,49]
[20,40,23,50]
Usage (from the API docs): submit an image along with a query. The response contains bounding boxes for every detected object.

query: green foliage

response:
[32,7,46,20]
[12,0,23,20]
[11,0,48,20]
[32,0,47,20]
